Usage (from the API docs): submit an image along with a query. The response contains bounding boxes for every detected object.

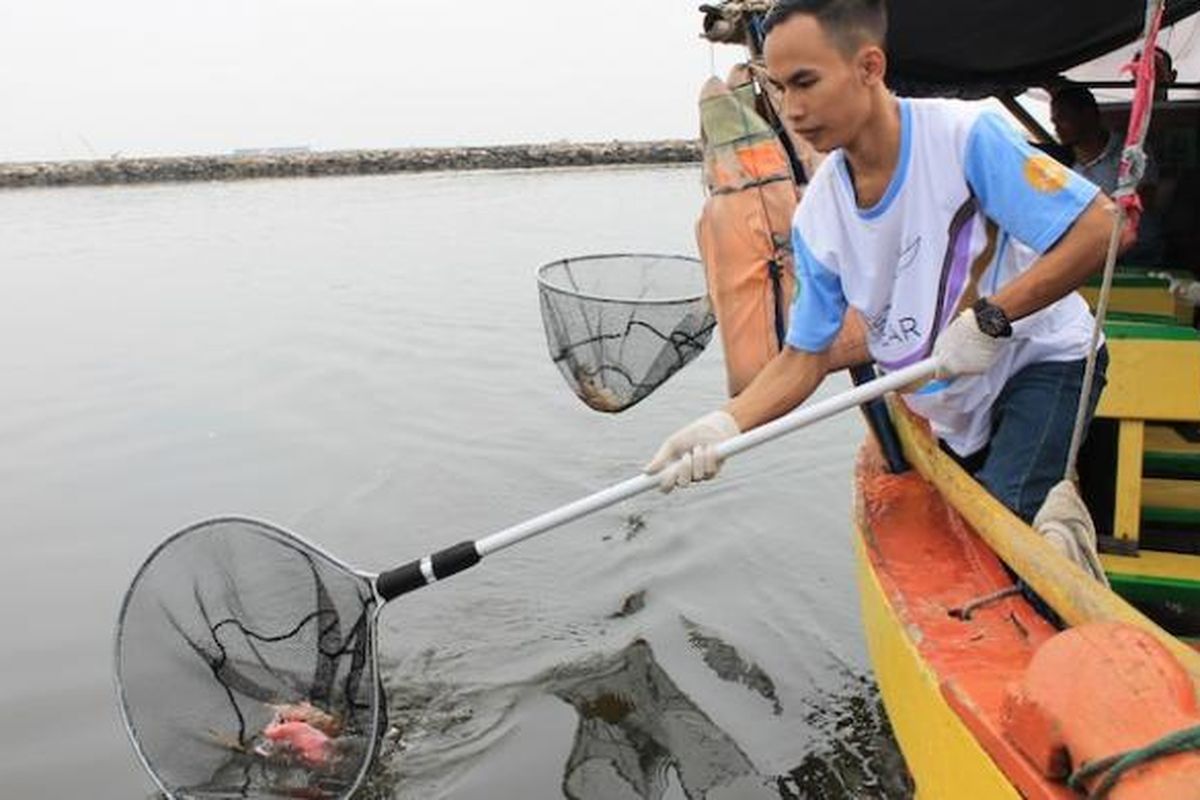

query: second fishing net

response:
[537,253,716,413]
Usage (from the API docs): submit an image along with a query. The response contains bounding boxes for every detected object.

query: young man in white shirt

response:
[646,0,1114,556]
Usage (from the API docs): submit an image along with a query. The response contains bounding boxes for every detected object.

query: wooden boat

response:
[850,3,1200,797]
[855,401,1200,798]
[700,1,1200,795]
[1078,270,1192,323]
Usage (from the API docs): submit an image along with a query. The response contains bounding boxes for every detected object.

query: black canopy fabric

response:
[886,0,1200,96]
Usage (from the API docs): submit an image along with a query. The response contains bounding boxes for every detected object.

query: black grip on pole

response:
[431,541,481,579]
[375,561,425,600]
[849,363,910,474]
[375,541,481,601]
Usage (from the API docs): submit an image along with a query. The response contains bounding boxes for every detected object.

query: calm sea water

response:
[0,166,906,798]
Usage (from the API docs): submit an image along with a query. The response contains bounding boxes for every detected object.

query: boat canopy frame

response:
[884,0,1200,98]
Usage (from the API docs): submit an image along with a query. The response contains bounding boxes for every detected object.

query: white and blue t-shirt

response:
[786,97,1101,456]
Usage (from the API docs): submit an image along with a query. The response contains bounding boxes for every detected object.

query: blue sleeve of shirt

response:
[785,232,846,352]
[964,112,1100,254]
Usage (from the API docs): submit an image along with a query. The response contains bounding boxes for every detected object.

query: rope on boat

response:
[1061,3,1194,794]
[947,585,1022,621]
[1063,0,1166,481]
[1064,206,1125,481]
[1067,723,1200,798]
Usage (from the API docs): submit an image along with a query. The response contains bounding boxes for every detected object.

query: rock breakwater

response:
[0,140,702,189]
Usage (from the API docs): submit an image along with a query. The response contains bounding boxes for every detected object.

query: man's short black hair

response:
[1050,84,1099,116]
[763,0,888,56]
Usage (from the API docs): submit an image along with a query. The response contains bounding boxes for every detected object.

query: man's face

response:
[1050,101,1101,147]
[1050,103,1084,147]
[763,13,874,153]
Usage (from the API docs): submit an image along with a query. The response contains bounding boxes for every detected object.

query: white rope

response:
[1064,204,1124,481]
[1063,0,1165,480]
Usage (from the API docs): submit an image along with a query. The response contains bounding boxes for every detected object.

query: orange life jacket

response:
[695,75,802,397]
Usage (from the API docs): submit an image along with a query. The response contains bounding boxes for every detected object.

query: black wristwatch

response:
[973,297,1013,338]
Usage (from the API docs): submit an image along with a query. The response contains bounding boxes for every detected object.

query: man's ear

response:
[858,45,886,86]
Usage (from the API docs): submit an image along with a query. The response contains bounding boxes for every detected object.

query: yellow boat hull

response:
[853,404,1200,798]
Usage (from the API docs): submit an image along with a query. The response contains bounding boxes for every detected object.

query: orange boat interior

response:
[856,442,1200,798]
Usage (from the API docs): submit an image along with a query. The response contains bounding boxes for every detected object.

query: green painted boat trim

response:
[1085,273,1169,288]
[1110,571,1200,591]
[1145,451,1200,477]
[1110,571,1200,615]
[1103,320,1200,341]
[1107,310,1181,325]
[1144,505,1200,527]
[1111,571,1200,604]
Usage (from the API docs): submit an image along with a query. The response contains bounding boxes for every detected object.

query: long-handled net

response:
[116,359,936,800]
[538,254,716,412]
[116,518,385,799]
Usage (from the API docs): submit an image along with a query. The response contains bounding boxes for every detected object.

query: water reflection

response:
[551,637,911,800]
[555,639,766,799]
[2,168,903,798]
[682,618,782,716]
[779,677,913,800]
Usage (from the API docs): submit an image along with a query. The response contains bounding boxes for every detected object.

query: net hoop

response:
[536,253,709,306]
[114,515,385,800]
[536,252,715,412]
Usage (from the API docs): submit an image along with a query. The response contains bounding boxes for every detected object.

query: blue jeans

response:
[945,347,1108,523]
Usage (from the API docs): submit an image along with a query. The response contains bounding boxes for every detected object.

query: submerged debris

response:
[682,617,783,715]
[623,513,646,541]
[608,590,647,619]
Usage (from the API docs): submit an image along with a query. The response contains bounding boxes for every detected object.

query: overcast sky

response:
[1,1,744,162]
[4,3,1195,163]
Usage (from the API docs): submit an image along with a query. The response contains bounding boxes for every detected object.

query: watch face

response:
[974,299,1012,338]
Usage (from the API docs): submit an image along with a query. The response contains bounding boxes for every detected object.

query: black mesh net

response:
[116,518,384,799]
[538,254,716,413]
[555,640,759,799]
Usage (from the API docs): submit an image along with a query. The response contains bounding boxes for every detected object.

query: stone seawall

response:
[0,140,702,189]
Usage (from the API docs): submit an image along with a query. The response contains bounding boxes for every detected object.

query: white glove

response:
[1148,271,1195,303]
[1169,278,1200,306]
[933,308,1004,379]
[644,410,740,494]
[1033,479,1109,586]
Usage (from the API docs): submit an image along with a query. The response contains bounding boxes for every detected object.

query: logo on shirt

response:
[1022,154,1070,194]
[865,304,922,349]
[897,236,921,273]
